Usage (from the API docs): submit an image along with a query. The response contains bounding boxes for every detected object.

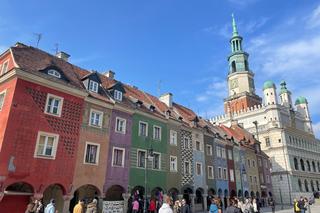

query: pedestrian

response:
[173,200,181,213]
[293,198,301,213]
[86,198,97,213]
[243,198,253,213]
[73,199,84,213]
[268,198,275,213]
[252,198,258,213]
[132,199,139,213]
[36,199,44,213]
[159,195,173,213]
[148,198,156,213]
[180,199,191,213]
[25,197,37,213]
[44,199,55,213]
[209,198,219,213]
[225,198,241,213]
[303,197,309,213]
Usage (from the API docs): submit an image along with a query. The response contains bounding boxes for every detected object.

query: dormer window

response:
[114,90,123,101]
[47,69,61,78]
[89,80,99,93]
[149,105,155,112]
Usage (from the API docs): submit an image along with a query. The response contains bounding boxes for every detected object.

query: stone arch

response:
[244,191,249,198]
[5,181,34,194]
[131,185,145,199]
[151,187,163,200]
[304,180,309,192]
[218,188,223,197]
[182,186,193,205]
[195,187,204,204]
[294,157,299,170]
[300,159,305,171]
[208,188,216,196]
[230,190,236,198]
[256,191,260,198]
[69,184,100,212]
[168,188,179,201]
[250,191,255,198]
[105,185,125,201]
[43,184,66,213]
[237,190,242,197]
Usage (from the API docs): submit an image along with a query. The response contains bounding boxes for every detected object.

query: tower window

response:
[244,60,249,71]
[231,61,236,73]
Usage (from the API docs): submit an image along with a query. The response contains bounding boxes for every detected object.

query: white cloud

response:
[227,0,259,7]
[306,4,320,29]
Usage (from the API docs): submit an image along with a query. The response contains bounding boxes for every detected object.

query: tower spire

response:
[232,13,238,37]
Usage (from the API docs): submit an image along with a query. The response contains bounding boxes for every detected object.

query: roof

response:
[295,96,308,105]
[263,80,275,90]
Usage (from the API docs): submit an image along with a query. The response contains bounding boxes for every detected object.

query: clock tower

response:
[224,14,262,114]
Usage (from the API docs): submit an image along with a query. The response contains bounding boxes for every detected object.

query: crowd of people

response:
[25,197,98,213]
[293,196,314,213]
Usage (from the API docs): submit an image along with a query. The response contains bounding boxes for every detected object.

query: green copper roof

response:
[232,13,239,37]
[263,80,275,90]
[295,96,308,105]
[279,80,288,94]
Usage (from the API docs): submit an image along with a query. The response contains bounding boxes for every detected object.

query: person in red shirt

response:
[148,198,157,213]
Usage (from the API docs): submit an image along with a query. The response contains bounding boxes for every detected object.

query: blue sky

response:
[1,0,320,136]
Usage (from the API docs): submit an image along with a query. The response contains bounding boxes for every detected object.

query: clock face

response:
[230,79,238,89]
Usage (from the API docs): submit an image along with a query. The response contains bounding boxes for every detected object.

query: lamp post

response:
[144,147,154,213]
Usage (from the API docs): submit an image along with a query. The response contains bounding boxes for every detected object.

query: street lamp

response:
[144,147,154,213]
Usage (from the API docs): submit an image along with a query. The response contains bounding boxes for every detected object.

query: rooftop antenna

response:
[54,43,59,55]
[157,80,162,97]
[33,33,42,48]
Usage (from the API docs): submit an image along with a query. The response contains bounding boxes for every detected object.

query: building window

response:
[312,161,316,172]
[307,160,311,172]
[298,179,302,191]
[265,137,270,147]
[230,169,235,182]
[112,147,125,167]
[137,150,146,168]
[0,60,8,75]
[170,130,177,145]
[89,109,103,127]
[115,117,126,134]
[153,125,161,140]
[258,159,262,167]
[223,168,228,180]
[254,176,257,183]
[247,159,251,168]
[170,156,177,172]
[184,137,190,149]
[184,161,191,175]
[208,166,214,179]
[139,121,148,137]
[218,167,222,179]
[114,90,123,101]
[250,176,253,183]
[260,173,264,183]
[206,145,212,156]
[89,80,99,93]
[221,148,226,159]
[216,146,221,158]
[84,142,100,165]
[34,132,59,159]
[252,160,256,168]
[48,69,61,78]
[294,158,299,170]
[0,90,6,111]
[152,153,161,170]
[228,149,233,160]
[300,159,305,171]
[305,179,309,192]
[195,141,201,151]
[196,162,202,175]
[45,94,63,116]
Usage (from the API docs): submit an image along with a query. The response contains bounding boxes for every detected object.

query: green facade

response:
[129,113,168,195]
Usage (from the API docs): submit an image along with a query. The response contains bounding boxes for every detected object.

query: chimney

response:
[56,51,70,62]
[159,93,173,107]
[104,70,115,79]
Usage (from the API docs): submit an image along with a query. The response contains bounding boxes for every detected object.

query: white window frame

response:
[115,117,126,134]
[221,148,226,159]
[137,149,147,168]
[223,168,228,180]
[184,137,190,149]
[195,141,201,151]
[216,146,221,158]
[153,125,162,141]
[170,130,177,146]
[208,166,214,179]
[139,121,148,137]
[0,60,9,75]
[218,167,222,179]
[34,131,59,159]
[48,69,61,78]
[112,147,125,167]
[114,90,123,101]
[44,93,64,117]
[230,169,235,182]
[89,109,104,128]
[206,145,212,156]
[152,152,161,170]
[83,142,100,165]
[0,90,6,111]
[89,80,99,93]
[196,162,202,176]
[184,161,191,175]
[170,155,178,172]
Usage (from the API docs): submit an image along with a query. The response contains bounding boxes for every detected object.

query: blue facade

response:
[214,142,229,198]
[240,149,249,196]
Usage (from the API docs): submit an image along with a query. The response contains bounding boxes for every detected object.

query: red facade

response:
[0,77,84,212]
[226,144,237,197]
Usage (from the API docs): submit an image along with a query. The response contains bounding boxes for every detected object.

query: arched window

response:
[47,69,61,78]
[304,180,309,192]
[231,61,236,73]
[300,159,305,171]
[244,60,249,71]
[316,180,319,191]
[298,179,302,192]
[294,158,299,170]
[311,180,315,192]
[307,160,311,172]
[312,161,316,172]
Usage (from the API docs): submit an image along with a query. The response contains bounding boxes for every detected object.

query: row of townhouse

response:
[0,43,272,213]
